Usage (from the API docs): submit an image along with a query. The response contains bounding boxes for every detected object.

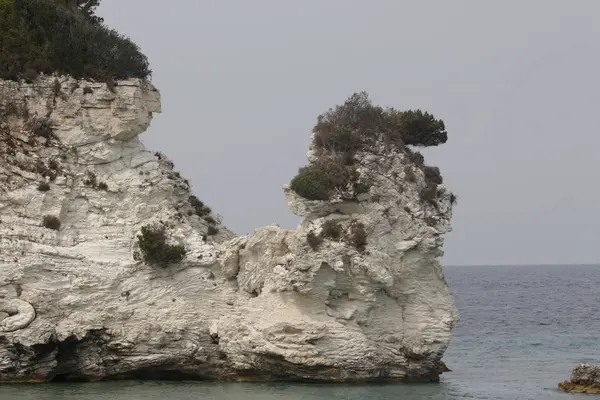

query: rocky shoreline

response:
[558,364,600,394]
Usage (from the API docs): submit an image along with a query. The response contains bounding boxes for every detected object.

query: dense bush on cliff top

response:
[291,92,447,201]
[0,0,150,81]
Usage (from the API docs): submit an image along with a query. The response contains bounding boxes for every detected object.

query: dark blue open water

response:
[0,264,598,399]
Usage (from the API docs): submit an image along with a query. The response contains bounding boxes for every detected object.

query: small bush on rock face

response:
[30,118,52,138]
[84,171,97,187]
[207,225,219,236]
[37,182,50,192]
[306,231,323,250]
[290,158,371,201]
[422,165,443,185]
[350,222,368,252]
[290,165,332,201]
[450,193,458,206]
[42,215,61,230]
[321,220,342,240]
[137,224,186,267]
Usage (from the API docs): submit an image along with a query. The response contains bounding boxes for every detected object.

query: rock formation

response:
[559,364,600,394]
[0,76,457,383]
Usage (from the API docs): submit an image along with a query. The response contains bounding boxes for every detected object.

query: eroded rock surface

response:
[559,364,600,394]
[0,76,457,383]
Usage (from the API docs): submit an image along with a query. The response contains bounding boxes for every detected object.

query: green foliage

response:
[422,165,443,185]
[290,92,445,201]
[312,92,447,155]
[37,182,50,191]
[290,158,371,201]
[0,0,150,81]
[137,224,186,267]
[321,220,342,240]
[349,222,367,252]
[42,215,61,230]
[290,165,332,201]
[398,110,447,147]
[188,195,219,235]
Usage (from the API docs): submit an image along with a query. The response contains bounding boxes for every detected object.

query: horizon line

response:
[444,262,600,268]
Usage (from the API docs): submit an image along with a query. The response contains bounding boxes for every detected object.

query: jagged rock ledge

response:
[0,76,457,383]
[559,364,600,394]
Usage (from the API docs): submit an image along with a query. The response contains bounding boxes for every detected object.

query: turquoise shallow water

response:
[0,264,598,399]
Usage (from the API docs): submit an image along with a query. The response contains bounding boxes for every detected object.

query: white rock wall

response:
[0,76,457,383]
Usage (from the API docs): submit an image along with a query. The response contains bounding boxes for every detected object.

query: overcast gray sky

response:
[99,0,600,266]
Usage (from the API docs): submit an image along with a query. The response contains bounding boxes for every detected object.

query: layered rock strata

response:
[0,76,457,382]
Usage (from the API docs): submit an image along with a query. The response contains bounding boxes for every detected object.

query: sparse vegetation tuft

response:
[37,182,50,192]
[136,224,186,267]
[321,220,342,240]
[349,222,368,252]
[29,117,53,138]
[42,215,61,230]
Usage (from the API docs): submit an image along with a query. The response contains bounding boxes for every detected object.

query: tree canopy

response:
[0,0,150,81]
[290,92,448,201]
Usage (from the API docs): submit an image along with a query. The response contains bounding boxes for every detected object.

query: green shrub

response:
[30,118,52,138]
[449,193,458,206]
[290,165,333,200]
[312,92,447,155]
[349,222,367,252]
[321,220,342,240]
[83,171,97,187]
[189,195,214,218]
[0,0,150,82]
[422,165,443,185]
[83,86,93,95]
[42,215,61,230]
[137,224,186,267]
[37,182,50,191]
[290,158,370,201]
[97,181,108,190]
[397,110,447,147]
[291,92,446,201]
[207,225,219,236]
[405,148,425,165]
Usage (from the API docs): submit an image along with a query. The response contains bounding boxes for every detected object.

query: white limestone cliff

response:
[0,76,458,383]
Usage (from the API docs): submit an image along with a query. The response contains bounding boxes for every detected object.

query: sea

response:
[1,264,598,400]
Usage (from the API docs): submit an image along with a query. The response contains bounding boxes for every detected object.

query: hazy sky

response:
[99,0,600,266]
